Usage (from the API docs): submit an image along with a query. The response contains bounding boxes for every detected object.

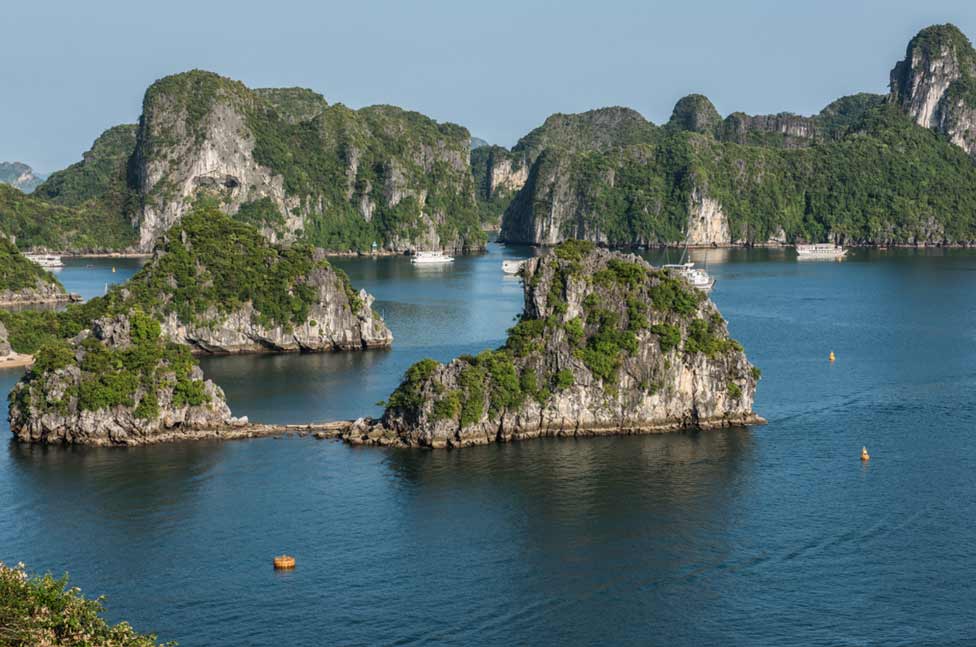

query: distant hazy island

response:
[0,161,44,193]
[2,24,976,255]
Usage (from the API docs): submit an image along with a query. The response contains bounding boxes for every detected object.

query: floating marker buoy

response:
[273,555,296,570]
[860,446,870,461]
[112,266,116,273]
[829,351,836,362]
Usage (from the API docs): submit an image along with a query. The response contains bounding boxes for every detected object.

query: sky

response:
[3,0,976,172]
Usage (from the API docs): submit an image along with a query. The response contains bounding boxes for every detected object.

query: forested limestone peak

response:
[668,94,722,134]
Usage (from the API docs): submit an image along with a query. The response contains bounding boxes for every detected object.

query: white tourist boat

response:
[410,250,454,265]
[662,261,715,292]
[24,253,64,268]
[795,243,846,259]
[502,259,527,274]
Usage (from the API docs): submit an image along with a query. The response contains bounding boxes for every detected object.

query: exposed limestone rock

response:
[8,311,234,445]
[488,150,528,197]
[686,188,731,246]
[890,23,976,158]
[136,81,298,249]
[91,205,393,355]
[129,71,483,253]
[0,279,79,306]
[717,112,818,148]
[346,242,762,448]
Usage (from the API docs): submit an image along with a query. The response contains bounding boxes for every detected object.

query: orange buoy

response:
[273,555,296,570]
[860,446,870,461]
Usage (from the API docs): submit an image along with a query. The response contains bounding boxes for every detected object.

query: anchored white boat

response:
[662,262,715,292]
[795,243,846,259]
[25,253,64,268]
[502,259,527,274]
[411,250,454,265]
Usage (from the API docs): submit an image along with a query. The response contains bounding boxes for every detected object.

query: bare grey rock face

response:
[0,278,79,306]
[890,24,976,158]
[348,244,762,448]
[158,280,393,355]
[8,312,234,446]
[101,210,394,355]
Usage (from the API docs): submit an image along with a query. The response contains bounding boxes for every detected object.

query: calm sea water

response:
[2,244,976,646]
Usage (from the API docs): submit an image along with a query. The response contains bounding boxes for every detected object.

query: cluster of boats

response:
[411,242,847,293]
[24,253,63,268]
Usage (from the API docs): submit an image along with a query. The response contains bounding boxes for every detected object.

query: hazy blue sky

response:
[4,0,975,171]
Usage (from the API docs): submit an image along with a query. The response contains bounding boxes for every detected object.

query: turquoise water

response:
[2,244,975,645]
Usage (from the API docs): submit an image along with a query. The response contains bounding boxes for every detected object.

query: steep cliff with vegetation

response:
[30,71,484,254]
[500,24,976,248]
[0,235,74,305]
[0,561,170,646]
[8,309,234,445]
[344,242,760,448]
[890,23,976,158]
[0,205,392,355]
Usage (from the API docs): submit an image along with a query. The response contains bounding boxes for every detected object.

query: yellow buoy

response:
[273,555,296,570]
[860,446,870,461]
[112,266,116,273]
[829,351,836,362]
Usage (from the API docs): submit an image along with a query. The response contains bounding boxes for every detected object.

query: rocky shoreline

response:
[6,414,767,448]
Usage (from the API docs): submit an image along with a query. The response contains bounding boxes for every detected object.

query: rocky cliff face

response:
[134,75,295,249]
[0,280,77,306]
[124,71,484,253]
[155,270,391,354]
[0,162,43,193]
[90,204,393,354]
[345,242,761,448]
[500,26,976,249]
[716,112,818,148]
[890,24,976,158]
[29,71,483,254]
[686,188,732,246]
[8,311,236,446]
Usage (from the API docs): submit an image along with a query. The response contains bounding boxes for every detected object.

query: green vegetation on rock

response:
[504,99,976,245]
[12,308,206,419]
[385,242,747,431]
[0,203,369,355]
[0,561,172,646]
[0,235,63,292]
[0,183,136,251]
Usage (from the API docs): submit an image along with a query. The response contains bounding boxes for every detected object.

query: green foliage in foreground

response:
[0,561,173,646]
[0,236,63,292]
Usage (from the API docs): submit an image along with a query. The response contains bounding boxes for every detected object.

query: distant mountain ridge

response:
[0,162,44,193]
[490,23,976,248]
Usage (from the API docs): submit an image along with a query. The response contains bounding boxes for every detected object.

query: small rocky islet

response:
[8,241,763,447]
[347,241,762,448]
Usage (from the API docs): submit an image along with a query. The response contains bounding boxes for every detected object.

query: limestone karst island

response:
[2,8,976,646]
